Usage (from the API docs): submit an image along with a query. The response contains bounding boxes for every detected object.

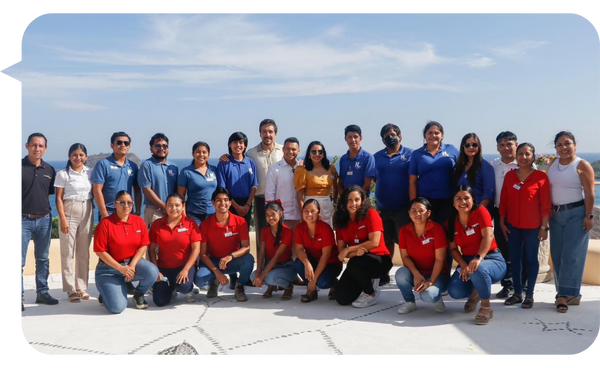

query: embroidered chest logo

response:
[442,151,449,157]
[355,162,362,169]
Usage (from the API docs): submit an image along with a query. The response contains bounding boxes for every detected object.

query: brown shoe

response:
[235,283,248,302]
[281,285,293,301]
[263,285,277,299]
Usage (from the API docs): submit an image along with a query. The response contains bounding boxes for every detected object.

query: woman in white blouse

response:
[55,143,94,303]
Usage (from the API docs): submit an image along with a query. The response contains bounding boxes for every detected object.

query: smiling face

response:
[111,135,131,156]
[265,208,281,228]
[69,149,87,170]
[516,145,535,169]
[424,126,443,148]
[453,190,473,213]
[150,139,169,161]
[309,144,324,165]
[302,203,320,224]
[212,193,231,214]
[26,136,47,162]
[409,202,431,225]
[114,193,134,218]
[260,124,277,147]
[193,145,210,166]
[229,139,246,157]
[555,135,576,160]
[283,141,299,163]
[497,138,518,162]
[345,131,362,151]
[463,137,479,159]
[166,196,184,220]
[346,190,362,217]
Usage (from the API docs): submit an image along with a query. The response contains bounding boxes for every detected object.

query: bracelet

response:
[229,252,235,259]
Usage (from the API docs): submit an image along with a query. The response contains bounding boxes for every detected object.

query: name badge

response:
[422,238,431,245]
[177,228,188,233]
[513,184,521,190]
[465,228,475,236]
[136,230,142,233]
[354,238,360,244]
[347,171,353,176]
[224,232,233,237]
[206,177,215,182]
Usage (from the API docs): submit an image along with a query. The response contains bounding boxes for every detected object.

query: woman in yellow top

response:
[294,141,339,227]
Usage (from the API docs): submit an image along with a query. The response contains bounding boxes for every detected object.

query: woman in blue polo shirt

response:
[409,121,460,226]
[452,133,495,210]
[178,141,218,226]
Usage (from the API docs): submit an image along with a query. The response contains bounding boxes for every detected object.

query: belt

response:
[99,257,131,265]
[63,199,91,203]
[552,200,585,212]
[22,213,47,219]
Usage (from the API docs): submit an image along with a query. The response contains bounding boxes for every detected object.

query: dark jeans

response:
[153,265,196,307]
[492,207,527,291]
[507,224,540,297]
[336,254,393,306]
[293,257,342,289]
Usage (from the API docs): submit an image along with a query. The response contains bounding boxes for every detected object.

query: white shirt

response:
[54,166,93,201]
[265,158,300,220]
[246,142,284,196]
[547,157,584,205]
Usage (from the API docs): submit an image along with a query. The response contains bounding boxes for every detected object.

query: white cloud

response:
[488,40,549,60]
[53,101,107,111]
[465,54,496,69]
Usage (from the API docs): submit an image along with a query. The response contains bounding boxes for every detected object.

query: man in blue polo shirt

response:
[138,133,178,227]
[22,132,58,310]
[338,125,376,195]
[373,123,413,285]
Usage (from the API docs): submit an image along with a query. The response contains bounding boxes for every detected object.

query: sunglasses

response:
[116,201,134,207]
[463,143,479,149]
[153,144,169,150]
[311,150,324,155]
[115,140,130,146]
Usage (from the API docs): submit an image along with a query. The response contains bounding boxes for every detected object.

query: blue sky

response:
[6,13,600,161]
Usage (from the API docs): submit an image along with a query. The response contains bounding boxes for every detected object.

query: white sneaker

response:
[433,297,446,313]
[171,289,178,299]
[192,287,200,294]
[372,278,381,297]
[352,292,379,308]
[184,292,196,303]
[397,301,417,315]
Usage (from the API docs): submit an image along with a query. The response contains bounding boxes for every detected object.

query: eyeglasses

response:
[463,143,478,149]
[115,140,130,146]
[310,150,324,155]
[117,201,134,207]
[153,144,169,150]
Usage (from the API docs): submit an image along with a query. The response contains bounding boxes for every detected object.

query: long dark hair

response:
[446,185,479,242]
[334,185,371,229]
[452,133,483,188]
[65,143,87,178]
[265,201,285,247]
[304,141,330,171]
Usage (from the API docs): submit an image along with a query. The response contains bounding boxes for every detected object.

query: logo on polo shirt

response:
[249,168,253,175]
[168,169,175,176]
[355,162,362,169]
[43,175,52,180]
[442,151,449,157]
[128,169,133,176]
[401,154,407,161]
[358,225,366,230]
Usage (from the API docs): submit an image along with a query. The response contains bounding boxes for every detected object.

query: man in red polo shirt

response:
[194,187,254,301]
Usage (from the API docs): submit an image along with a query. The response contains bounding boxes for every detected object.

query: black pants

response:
[425,197,453,229]
[230,197,253,227]
[336,254,393,305]
[253,196,266,247]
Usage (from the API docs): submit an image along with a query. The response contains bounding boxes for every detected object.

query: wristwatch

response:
[588,214,595,219]
[474,254,481,260]
[229,253,235,259]
[541,225,550,231]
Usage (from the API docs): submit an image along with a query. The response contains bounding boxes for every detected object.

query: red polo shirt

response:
[294,220,340,264]
[499,169,552,229]
[336,208,390,256]
[399,220,449,276]
[261,224,293,262]
[149,214,201,269]
[94,213,149,262]
[453,206,497,256]
[199,212,249,258]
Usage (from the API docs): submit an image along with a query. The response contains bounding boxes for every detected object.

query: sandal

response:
[475,307,493,325]
[504,294,523,306]
[464,290,480,313]
[67,291,81,303]
[77,290,91,300]
[281,285,293,301]
[522,296,534,309]
[556,296,568,313]
[567,295,582,306]
[300,290,318,303]
[262,285,278,299]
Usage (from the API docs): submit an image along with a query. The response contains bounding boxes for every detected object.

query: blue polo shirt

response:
[338,148,376,193]
[408,143,460,199]
[178,164,218,215]
[374,146,413,211]
[92,154,139,212]
[216,156,258,199]
[456,159,495,205]
[138,157,178,206]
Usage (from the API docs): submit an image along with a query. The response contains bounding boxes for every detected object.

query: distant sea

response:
[44,152,600,222]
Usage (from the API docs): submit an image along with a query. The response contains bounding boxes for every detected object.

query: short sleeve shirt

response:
[294,220,340,264]
[93,213,149,262]
[216,156,258,199]
[374,146,413,211]
[399,220,449,275]
[293,163,339,197]
[335,208,390,256]
[54,166,93,201]
[199,212,250,258]
[149,214,201,269]
[22,157,56,215]
[260,224,293,262]
[245,142,284,196]
[338,148,376,193]
[92,155,139,212]
[408,143,460,199]
[178,164,218,215]
[452,206,497,256]
[138,157,178,206]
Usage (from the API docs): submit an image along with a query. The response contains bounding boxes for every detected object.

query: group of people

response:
[22,119,595,325]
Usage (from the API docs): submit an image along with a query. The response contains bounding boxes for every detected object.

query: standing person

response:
[452,133,495,209]
[177,141,218,226]
[93,191,159,313]
[395,197,450,315]
[547,131,595,313]
[338,125,376,195]
[246,119,284,249]
[250,201,296,300]
[409,121,460,226]
[373,123,413,285]
[194,187,255,302]
[55,143,94,303]
[149,193,201,306]
[447,186,506,325]
[293,199,342,303]
[499,143,552,309]
[334,185,392,308]
[294,141,339,227]
[22,133,57,309]
[138,133,178,227]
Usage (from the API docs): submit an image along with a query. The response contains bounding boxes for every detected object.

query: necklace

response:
[557,159,574,172]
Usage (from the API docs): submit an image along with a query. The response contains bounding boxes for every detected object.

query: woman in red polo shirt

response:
[395,197,450,315]
[251,201,297,300]
[334,185,392,308]
[447,186,506,325]
[148,193,201,306]
[94,190,159,314]
[293,199,342,303]
[499,143,551,309]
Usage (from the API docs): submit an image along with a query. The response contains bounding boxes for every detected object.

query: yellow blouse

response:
[293,163,339,197]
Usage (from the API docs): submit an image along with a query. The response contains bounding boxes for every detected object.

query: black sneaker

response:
[496,286,514,299]
[22,302,24,312]
[35,293,59,305]
[126,282,136,295]
[133,292,148,309]
[229,274,238,290]
[379,274,390,286]
[207,278,219,298]
[98,294,104,306]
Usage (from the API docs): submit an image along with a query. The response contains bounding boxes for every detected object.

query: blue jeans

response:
[22,214,52,297]
[194,253,255,287]
[250,260,298,288]
[293,257,342,289]
[550,206,590,297]
[448,251,506,300]
[507,223,540,297]
[395,267,450,303]
[95,258,159,314]
[153,266,196,307]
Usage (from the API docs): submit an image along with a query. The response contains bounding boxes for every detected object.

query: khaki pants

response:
[59,199,93,293]
[143,206,165,228]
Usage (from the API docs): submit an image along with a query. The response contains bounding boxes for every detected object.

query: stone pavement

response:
[18,266,600,357]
